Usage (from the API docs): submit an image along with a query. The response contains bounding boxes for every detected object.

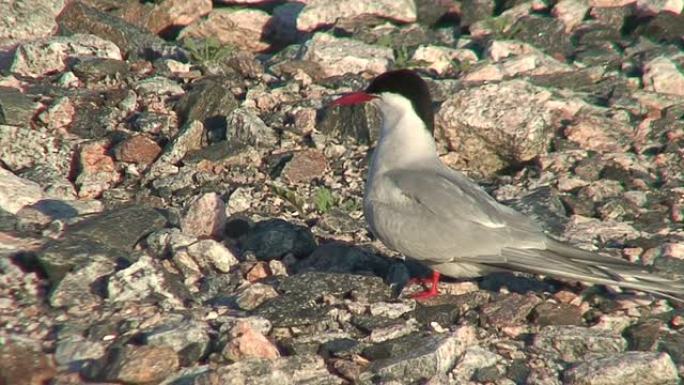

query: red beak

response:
[330,92,377,107]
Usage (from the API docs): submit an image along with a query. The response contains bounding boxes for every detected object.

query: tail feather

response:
[491,244,684,302]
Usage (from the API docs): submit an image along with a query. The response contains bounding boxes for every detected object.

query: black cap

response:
[366,69,434,132]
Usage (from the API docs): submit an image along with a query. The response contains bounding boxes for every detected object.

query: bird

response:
[331,69,684,301]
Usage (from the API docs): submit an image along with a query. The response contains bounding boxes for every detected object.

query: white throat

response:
[368,93,437,176]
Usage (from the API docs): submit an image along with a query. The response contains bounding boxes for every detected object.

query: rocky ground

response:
[1,0,684,384]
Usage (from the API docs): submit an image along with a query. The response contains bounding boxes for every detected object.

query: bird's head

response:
[331,69,434,132]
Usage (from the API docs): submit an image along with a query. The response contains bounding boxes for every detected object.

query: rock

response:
[295,242,391,277]
[49,259,116,308]
[281,149,328,184]
[135,76,185,96]
[10,34,122,78]
[320,101,382,145]
[107,255,191,307]
[0,87,39,127]
[192,355,341,385]
[242,219,317,261]
[235,283,279,311]
[411,45,478,76]
[508,15,573,58]
[359,326,477,383]
[564,110,633,153]
[180,192,227,239]
[54,336,105,368]
[552,0,590,32]
[435,80,559,178]
[623,319,665,350]
[57,1,183,60]
[226,107,279,148]
[296,0,417,32]
[531,302,584,326]
[36,96,76,131]
[658,333,684,366]
[480,293,542,327]
[75,140,121,199]
[0,337,56,385]
[0,168,44,214]
[643,56,684,96]
[71,57,129,81]
[113,135,162,165]
[300,32,394,77]
[186,239,238,273]
[563,352,678,385]
[0,0,65,47]
[142,319,211,366]
[146,120,204,181]
[531,326,627,362]
[179,8,271,53]
[0,125,75,177]
[222,320,281,361]
[634,11,684,42]
[141,0,212,35]
[93,345,179,384]
[175,77,239,138]
[451,346,502,384]
[636,0,684,15]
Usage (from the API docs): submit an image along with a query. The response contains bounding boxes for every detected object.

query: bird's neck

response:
[369,110,438,175]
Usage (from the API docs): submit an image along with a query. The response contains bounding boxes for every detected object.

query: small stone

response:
[235,283,280,311]
[179,8,271,52]
[10,34,122,78]
[49,259,116,308]
[552,0,590,32]
[226,107,278,148]
[480,293,542,327]
[180,192,227,239]
[37,96,76,131]
[135,76,184,96]
[0,0,65,46]
[245,261,271,282]
[643,56,684,96]
[0,168,44,214]
[143,0,212,34]
[75,140,121,199]
[296,0,416,32]
[532,325,626,362]
[222,321,280,361]
[114,135,162,165]
[301,32,393,77]
[531,302,584,326]
[96,345,179,384]
[0,337,56,385]
[194,355,338,384]
[565,111,633,153]
[563,352,678,385]
[451,346,501,384]
[187,239,238,273]
[0,87,39,127]
[281,149,328,184]
[143,320,211,366]
[227,187,253,213]
[411,45,477,75]
[242,219,317,261]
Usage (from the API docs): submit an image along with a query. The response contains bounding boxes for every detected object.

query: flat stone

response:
[531,302,584,326]
[300,32,393,77]
[226,107,278,148]
[94,345,179,384]
[222,320,280,361]
[186,239,238,273]
[113,135,162,165]
[235,283,279,311]
[296,0,417,32]
[10,33,122,78]
[0,168,44,214]
[242,218,317,261]
[179,8,271,53]
[531,325,627,362]
[643,56,684,96]
[360,326,477,383]
[0,337,56,385]
[563,352,678,385]
[0,0,65,47]
[480,293,542,327]
[142,319,211,366]
[49,258,116,308]
[175,78,238,138]
[281,149,328,184]
[0,87,38,127]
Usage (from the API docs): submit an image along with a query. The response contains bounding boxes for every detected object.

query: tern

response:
[332,69,684,301]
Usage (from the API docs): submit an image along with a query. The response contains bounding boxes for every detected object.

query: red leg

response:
[410,271,441,300]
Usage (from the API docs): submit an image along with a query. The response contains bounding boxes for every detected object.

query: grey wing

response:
[365,167,547,264]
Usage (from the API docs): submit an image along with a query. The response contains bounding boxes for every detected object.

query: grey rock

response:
[452,346,501,383]
[86,344,180,384]
[135,76,185,96]
[282,332,356,356]
[532,326,627,362]
[0,87,38,127]
[142,319,211,366]
[359,327,476,384]
[634,12,684,43]
[16,199,103,229]
[250,292,330,328]
[277,271,391,301]
[146,120,204,183]
[505,187,568,234]
[235,283,279,311]
[72,57,129,81]
[563,352,678,385]
[175,76,239,139]
[480,293,542,327]
[319,102,381,145]
[0,0,65,47]
[186,239,238,273]
[226,107,279,148]
[107,255,191,307]
[531,302,583,326]
[623,319,665,351]
[242,219,317,261]
[57,1,184,60]
[10,34,122,78]
[54,336,106,367]
[296,0,417,32]
[300,33,394,77]
[192,354,342,385]
[0,168,44,214]
[49,258,116,308]
[508,15,572,58]
[19,165,77,200]
[460,0,494,27]
[658,332,684,366]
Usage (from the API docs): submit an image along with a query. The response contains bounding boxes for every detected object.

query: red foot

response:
[408,271,441,300]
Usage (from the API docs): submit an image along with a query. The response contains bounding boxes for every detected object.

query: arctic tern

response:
[332,69,684,301]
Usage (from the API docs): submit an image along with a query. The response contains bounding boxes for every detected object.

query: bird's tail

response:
[492,239,684,302]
